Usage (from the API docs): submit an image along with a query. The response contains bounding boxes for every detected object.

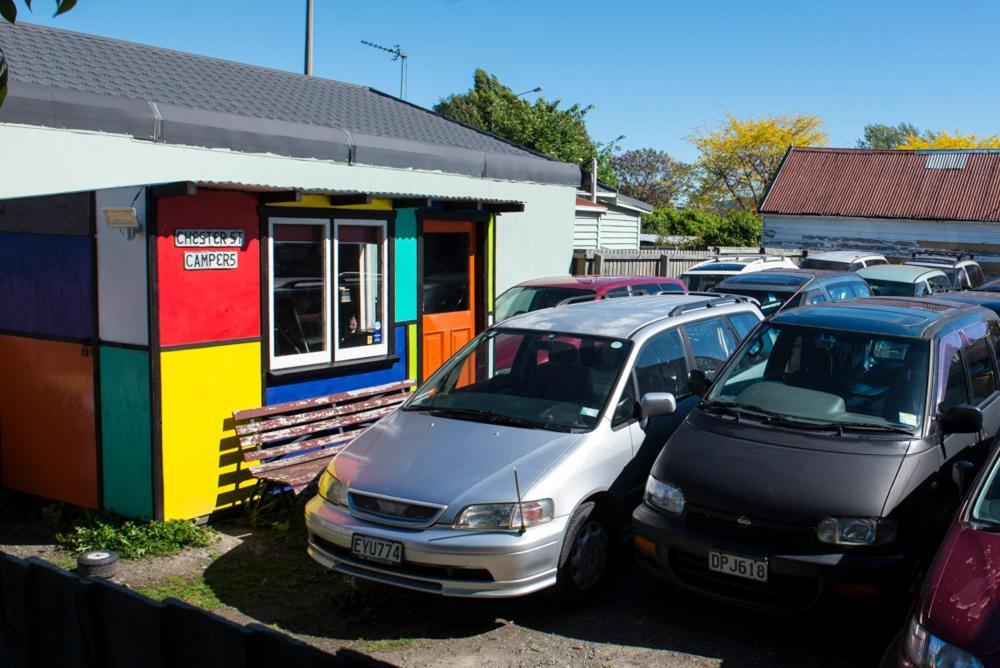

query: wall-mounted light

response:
[103,206,140,240]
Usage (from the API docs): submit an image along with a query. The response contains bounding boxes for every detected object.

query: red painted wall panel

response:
[157,191,261,347]
[0,335,98,508]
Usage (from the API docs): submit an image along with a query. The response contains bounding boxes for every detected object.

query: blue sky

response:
[16,0,1000,162]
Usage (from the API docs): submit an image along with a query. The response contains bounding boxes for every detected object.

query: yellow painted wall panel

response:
[274,195,392,211]
[159,342,262,520]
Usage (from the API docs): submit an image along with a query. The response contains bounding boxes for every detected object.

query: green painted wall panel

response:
[394,208,418,322]
[100,346,153,518]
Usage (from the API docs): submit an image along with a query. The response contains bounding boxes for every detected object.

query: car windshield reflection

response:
[405,329,630,432]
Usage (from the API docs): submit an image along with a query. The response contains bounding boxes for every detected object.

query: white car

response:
[799,250,888,272]
[679,255,797,292]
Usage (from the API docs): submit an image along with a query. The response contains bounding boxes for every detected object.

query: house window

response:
[269,218,330,369]
[268,216,390,370]
[334,220,388,361]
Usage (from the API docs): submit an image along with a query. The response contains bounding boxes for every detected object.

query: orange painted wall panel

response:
[0,335,97,508]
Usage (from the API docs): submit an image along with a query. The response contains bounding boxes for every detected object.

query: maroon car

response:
[494,275,686,323]
[893,444,1000,667]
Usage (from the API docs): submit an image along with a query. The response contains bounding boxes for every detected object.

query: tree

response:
[0,0,76,24]
[899,129,1000,150]
[857,122,921,150]
[435,69,619,181]
[643,207,761,247]
[609,148,692,209]
[690,112,827,213]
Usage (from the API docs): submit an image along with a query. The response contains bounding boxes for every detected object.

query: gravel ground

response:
[0,500,897,667]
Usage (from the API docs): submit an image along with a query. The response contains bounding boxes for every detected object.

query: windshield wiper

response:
[834,422,917,436]
[410,406,561,431]
[702,401,842,431]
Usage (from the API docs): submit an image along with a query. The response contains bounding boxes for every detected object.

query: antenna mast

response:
[360,40,408,100]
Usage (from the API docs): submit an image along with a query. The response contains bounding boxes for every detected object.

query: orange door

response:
[421,220,478,380]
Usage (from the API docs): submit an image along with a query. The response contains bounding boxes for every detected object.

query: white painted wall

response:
[573,211,600,249]
[573,205,642,251]
[96,187,148,345]
[763,214,1000,264]
[0,123,578,297]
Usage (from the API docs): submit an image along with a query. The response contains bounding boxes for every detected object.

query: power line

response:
[360,40,408,100]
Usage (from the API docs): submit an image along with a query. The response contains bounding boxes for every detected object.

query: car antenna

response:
[513,468,526,535]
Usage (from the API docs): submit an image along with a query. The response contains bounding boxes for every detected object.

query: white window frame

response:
[333,218,389,362]
[268,217,332,370]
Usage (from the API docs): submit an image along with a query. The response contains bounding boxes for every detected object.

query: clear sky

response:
[15,0,1000,162]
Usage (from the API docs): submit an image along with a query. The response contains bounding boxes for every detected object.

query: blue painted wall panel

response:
[266,326,408,404]
[0,232,93,339]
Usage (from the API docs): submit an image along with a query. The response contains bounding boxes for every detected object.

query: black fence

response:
[0,553,384,668]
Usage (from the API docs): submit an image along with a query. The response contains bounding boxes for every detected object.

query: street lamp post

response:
[516,86,543,97]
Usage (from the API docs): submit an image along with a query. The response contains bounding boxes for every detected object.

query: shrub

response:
[56,515,213,559]
[642,207,761,247]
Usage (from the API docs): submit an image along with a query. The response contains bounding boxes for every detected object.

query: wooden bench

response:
[232,379,415,503]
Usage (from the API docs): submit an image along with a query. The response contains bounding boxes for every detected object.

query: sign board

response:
[184,251,238,271]
[174,229,245,248]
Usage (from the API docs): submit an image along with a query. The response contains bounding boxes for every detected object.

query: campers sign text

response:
[175,228,243,271]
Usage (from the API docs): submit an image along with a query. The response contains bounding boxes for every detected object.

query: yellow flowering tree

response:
[899,130,1000,150]
[690,113,827,213]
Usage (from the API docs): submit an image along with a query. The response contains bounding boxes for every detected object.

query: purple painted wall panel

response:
[0,232,93,339]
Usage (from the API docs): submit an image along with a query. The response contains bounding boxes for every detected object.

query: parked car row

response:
[306,257,1000,667]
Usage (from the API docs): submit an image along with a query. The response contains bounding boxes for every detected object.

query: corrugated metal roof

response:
[0,22,580,186]
[760,147,1000,222]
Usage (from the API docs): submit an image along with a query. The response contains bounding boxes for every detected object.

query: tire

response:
[878,629,904,668]
[77,550,119,578]
[548,502,611,605]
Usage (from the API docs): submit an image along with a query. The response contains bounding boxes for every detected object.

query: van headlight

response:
[903,616,983,668]
[317,469,348,507]
[644,477,686,515]
[454,500,554,530]
[816,517,896,545]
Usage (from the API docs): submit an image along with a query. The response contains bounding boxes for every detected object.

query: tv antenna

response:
[361,40,408,100]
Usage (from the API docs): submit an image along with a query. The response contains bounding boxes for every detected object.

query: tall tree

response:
[899,129,1000,149]
[434,69,619,181]
[857,122,921,149]
[690,113,827,212]
[609,149,691,208]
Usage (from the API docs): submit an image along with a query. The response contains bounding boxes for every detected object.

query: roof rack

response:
[665,292,758,316]
[910,250,971,262]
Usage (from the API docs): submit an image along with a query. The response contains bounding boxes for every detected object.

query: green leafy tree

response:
[609,148,692,208]
[643,208,761,247]
[0,0,76,24]
[856,122,921,149]
[435,69,619,181]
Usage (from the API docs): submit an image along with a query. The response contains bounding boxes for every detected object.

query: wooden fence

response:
[0,553,380,668]
[571,247,805,278]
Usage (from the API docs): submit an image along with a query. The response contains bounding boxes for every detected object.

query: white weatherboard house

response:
[574,183,653,250]
[760,147,1000,267]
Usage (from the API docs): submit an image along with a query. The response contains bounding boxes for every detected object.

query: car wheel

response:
[548,502,610,604]
[878,629,903,668]
[76,550,119,578]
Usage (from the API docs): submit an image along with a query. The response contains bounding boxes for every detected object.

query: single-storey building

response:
[573,183,652,250]
[760,147,1000,266]
[0,23,580,520]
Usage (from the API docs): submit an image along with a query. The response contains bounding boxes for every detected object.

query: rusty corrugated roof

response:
[760,147,1000,222]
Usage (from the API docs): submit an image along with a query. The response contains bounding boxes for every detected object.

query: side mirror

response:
[952,460,975,497]
[688,369,710,397]
[640,392,676,419]
[939,405,983,434]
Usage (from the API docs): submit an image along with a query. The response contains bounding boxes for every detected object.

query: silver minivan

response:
[305,294,763,600]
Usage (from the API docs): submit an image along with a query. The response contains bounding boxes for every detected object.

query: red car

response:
[892,444,1000,667]
[494,275,686,322]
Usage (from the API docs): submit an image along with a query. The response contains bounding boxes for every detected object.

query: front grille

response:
[669,548,822,611]
[684,506,816,549]
[310,534,493,583]
[348,491,443,527]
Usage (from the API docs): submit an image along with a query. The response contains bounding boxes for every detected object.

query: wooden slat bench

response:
[232,379,415,502]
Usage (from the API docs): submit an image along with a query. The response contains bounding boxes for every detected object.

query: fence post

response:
[571,249,587,276]
[657,254,670,277]
[593,252,604,276]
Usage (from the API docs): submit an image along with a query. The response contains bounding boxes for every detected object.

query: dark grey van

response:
[711,268,871,317]
[632,298,1000,612]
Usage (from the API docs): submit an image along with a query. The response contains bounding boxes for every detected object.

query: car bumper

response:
[632,504,907,612]
[304,495,568,598]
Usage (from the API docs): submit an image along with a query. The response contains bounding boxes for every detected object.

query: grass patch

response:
[56,515,213,559]
[364,638,415,653]
[138,575,223,611]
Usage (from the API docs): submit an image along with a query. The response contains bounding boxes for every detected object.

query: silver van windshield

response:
[406,329,630,432]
